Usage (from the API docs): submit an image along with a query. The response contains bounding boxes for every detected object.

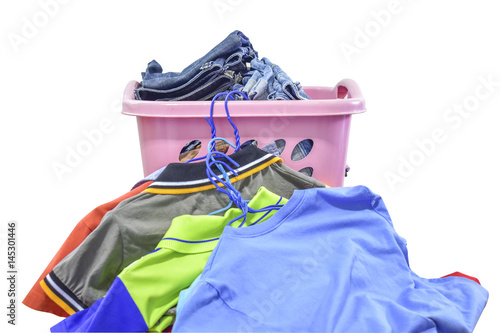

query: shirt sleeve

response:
[42,216,125,314]
[50,244,208,332]
[50,277,148,333]
[422,274,489,332]
[24,181,153,317]
[42,190,171,314]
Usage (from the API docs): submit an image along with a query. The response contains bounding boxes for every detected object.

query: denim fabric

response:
[135,30,256,101]
[243,58,273,100]
[241,70,262,98]
[267,75,290,100]
[260,141,283,158]
[135,58,225,100]
[134,31,310,102]
[142,31,254,90]
[290,139,314,161]
[135,65,245,102]
[137,70,241,102]
[238,57,310,101]
[263,57,310,100]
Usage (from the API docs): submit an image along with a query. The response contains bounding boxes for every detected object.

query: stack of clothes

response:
[134,30,310,102]
[23,31,488,333]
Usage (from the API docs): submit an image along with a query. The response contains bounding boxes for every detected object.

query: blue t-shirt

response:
[173,186,488,333]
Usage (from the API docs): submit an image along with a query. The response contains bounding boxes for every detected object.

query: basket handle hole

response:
[241,139,259,149]
[274,139,286,155]
[261,139,286,156]
[179,140,202,162]
[213,140,231,155]
[337,86,349,99]
[298,167,314,177]
[291,139,314,161]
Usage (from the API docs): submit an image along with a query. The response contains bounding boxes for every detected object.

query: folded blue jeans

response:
[263,57,310,100]
[239,57,310,101]
[135,69,242,101]
[135,30,257,101]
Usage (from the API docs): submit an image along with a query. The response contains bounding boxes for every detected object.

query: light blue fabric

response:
[173,186,488,333]
[239,57,310,101]
[174,274,202,330]
[263,57,310,100]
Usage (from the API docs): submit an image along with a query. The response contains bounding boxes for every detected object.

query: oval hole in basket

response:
[179,140,202,162]
[291,139,314,161]
[213,139,230,154]
[241,139,258,149]
[274,139,286,155]
[298,167,313,177]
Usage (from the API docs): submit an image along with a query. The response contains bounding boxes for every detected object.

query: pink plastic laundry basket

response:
[121,79,366,187]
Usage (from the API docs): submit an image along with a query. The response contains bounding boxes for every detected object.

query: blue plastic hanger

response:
[195,91,285,222]
[204,138,254,216]
[185,91,249,163]
[203,138,284,224]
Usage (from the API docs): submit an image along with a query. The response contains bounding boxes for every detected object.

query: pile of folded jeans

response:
[134,30,310,101]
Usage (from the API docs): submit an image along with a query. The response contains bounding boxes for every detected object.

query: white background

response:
[1,0,498,332]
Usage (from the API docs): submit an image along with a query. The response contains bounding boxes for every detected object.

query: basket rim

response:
[122,80,366,118]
